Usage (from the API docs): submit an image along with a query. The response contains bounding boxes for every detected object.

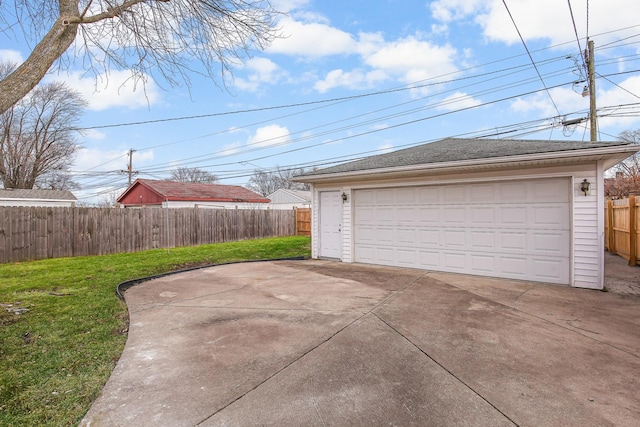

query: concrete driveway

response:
[81,259,640,427]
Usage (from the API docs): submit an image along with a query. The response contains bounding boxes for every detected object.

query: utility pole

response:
[587,40,597,141]
[125,148,137,185]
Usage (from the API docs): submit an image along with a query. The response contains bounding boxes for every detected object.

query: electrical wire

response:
[502,0,562,116]
[567,0,586,70]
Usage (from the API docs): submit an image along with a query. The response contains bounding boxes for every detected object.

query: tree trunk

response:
[0,16,78,115]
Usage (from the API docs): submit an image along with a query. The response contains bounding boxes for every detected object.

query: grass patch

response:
[0,236,310,426]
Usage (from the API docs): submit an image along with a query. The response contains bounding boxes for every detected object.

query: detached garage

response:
[295,138,640,289]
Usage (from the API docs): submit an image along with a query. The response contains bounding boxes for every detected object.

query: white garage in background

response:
[295,138,640,289]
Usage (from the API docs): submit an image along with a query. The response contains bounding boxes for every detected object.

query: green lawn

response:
[0,236,311,426]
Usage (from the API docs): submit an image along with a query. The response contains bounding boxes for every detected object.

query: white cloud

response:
[436,92,483,111]
[510,86,589,118]
[431,0,640,47]
[271,0,309,13]
[266,11,461,94]
[314,68,387,92]
[268,16,357,58]
[310,32,458,93]
[0,49,23,65]
[430,0,485,23]
[378,143,394,153]
[365,36,458,84]
[82,129,107,141]
[234,57,287,92]
[247,124,291,147]
[219,141,243,157]
[596,75,640,129]
[54,70,160,111]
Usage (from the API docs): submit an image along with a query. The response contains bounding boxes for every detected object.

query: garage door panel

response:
[498,182,522,202]
[531,178,568,202]
[499,206,529,226]
[378,189,397,203]
[356,206,377,222]
[444,252,466,270]
[419,207,440,223]
[500,231,528,251]
[499,256,528,277]
[396,188,416,203]
[354,178,570,285]
[419,250,440,267]
[530,258,568,282]
[471,207,496,224]
[355,226,378,243]
[470,230,495,249]
[376,228,394,243]
[443,208,465,223]
[355,190,376,204]
[397,207,417,222]
[357,245,375,262]
[397,228,418,244]
[532,231,569,254]
[376,207,395,222]
[417,187,440,203]
[469,183,495,201]
[374,246,395,263]
[396,248,417,266]
[470,253,496,273]
[443,229,466,247]
[444,186,466,202]
[419,229,440,246]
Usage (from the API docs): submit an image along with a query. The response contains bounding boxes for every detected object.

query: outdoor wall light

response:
[580,179,590,196]
[341,192,348,202]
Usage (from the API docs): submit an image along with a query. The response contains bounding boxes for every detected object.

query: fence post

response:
[607,199,615,253]
[630,195,637,266]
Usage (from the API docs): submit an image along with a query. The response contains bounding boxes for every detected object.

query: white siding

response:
[0,199,75,207]
[342,188,352,262]
[311,188,319,259]
[572,164,601,289]
[164,201,270,209]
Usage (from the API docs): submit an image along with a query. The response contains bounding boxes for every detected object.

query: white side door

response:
[319,191,342,259]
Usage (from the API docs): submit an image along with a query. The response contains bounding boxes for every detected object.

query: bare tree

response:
[247,166,311,196]
[0,78,87,189]
[605,129,640,198]
[0,1,280,115]
[170,166,218,183]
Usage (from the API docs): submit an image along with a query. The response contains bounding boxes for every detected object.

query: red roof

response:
[117,179,270,205]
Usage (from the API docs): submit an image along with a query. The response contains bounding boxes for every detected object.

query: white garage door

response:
[354,178,570,284]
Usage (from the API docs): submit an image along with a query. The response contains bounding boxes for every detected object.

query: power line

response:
[133,58,578,173]
[502,0,562,116]
[567,0,586,70]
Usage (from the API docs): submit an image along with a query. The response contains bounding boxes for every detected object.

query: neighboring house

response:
[266,189,312,210]
[295,137,640,290]
[117,179,270,209]
[0,189,77,207]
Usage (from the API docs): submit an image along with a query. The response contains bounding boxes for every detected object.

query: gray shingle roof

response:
[299,138,632,176]
[0,189,77,200]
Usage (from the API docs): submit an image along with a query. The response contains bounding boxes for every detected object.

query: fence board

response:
[0,206,296,263]
[605,197,640,266]
[295,208,311,236]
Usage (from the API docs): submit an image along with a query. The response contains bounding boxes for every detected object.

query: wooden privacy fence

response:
[605,195,639,266]
[0,206,296,264]
[295,208,311,236]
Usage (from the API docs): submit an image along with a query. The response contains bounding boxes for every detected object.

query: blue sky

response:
[2,0,640,204]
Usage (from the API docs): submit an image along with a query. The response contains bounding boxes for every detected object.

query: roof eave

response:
[296,145,640,183]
